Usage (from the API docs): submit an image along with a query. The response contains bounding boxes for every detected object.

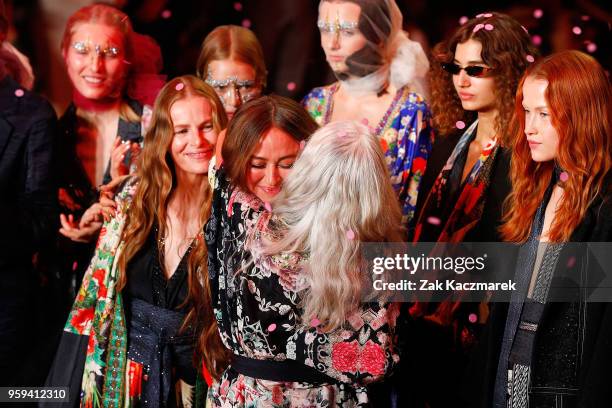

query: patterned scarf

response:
[63,178,139,407]
[414,120,499,243]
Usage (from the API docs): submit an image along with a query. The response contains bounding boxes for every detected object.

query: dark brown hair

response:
[222,95,318,191]
[429,12,537,143]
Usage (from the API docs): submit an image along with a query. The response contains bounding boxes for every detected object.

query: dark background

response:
[5,0,611,114]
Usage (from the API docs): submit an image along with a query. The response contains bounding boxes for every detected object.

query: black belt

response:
[231,354,337,385]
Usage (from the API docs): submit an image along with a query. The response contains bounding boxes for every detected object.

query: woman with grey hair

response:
[207,115,403,406]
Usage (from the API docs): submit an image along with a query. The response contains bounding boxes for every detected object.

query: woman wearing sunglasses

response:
[405,13,536,407]
[413,12,536,244]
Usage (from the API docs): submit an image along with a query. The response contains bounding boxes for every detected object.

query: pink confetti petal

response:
[559,171,569,182]
[475,13,485,18]
[14,89,24,97]
[175,82,184,91]
[459,16,468,25]
[586,42,597,53]
[581,15,590,22]
[484,24,494,31]
[427,216,441,226]
[72,261,78,271]
[572,26,582,35]
[361,118,369,126]
[473,24,484,33]
[468,313,478,323]
[455,120,466,130]
[310,318,320,327]
[521,25,529,34]
[264,202,272,212]
[267,323,276,332]
[533,9,543,19]
[233,2,243,11]
[566,256,576,268]
[242,18,251,28]
[299,140,306,149]
[346,229,355,240]
[286,81,296,91]
[526,55,535,63]
[161,9,171,19]
[531,35,542,46]
[483,13,493,18]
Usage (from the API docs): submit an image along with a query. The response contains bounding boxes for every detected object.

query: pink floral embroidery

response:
[332,341,358,372]
[360,341,387,376]
[271,385,284,404]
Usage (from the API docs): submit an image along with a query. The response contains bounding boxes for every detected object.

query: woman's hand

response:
[59,208,102,243]
[215,128,226,168]
[110,137,140,180]
[97,175,129,221]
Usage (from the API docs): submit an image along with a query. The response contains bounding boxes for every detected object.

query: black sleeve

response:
[0,103,58,256]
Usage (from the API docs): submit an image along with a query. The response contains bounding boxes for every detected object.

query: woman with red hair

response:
[470,50,612,407]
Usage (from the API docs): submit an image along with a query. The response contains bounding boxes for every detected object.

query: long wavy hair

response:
[429,13,537,143]
[252,121,404,331]
[222,95,318,191]
[116,75,229,377]
[501,50,611,243]
[196,24,267,89]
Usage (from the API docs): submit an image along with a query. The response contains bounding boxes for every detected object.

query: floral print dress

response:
[302,83,433,225]
[205,165,401,407]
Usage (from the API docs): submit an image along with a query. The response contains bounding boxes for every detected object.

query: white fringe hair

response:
[250,120,403,331]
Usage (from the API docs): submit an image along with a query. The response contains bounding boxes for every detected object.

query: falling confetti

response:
[427,216,441,226]
[459,16,469,25]
[473,24,484,33]
[175,82,184,91]
[300,140,306,149]
[559,171,569,182]
[455,120,466,130]
[286,81,296,91]
[346,229,355,240]
[264,202,272,212]
[526,55,535,63]
[484,24,494,31]
[233,2,243,11]
[531,35,542,46]
[14,89,24,97]
[161,9,171,19]
[310,318,321,327]
[242,19,252,28]
[361,118,369,126]
[572,26,582,35]
[533,9,543,19]
[581,15,590,22]
[468,313,478,323]
[566,256,576,268]
[521,25,529,34]
[586,42,597,53]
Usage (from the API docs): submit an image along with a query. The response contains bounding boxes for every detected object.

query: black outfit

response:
[401,131,511,408]
[0,75,57,385]
[411,130,512,242]
[44,230,197,407]
[463,176,612,408]
[53,100,143,300]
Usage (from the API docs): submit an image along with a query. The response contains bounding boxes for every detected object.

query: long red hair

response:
[501,50,611,242]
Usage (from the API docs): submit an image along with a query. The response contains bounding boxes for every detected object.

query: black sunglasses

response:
[442,63,493,78]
